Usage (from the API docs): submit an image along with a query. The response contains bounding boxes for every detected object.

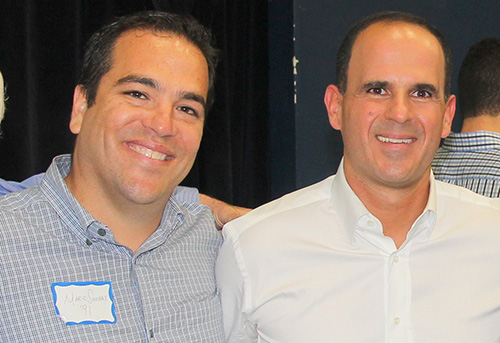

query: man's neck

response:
[65,170,171,253]
[345,172,430,249]
[461,114,500,133]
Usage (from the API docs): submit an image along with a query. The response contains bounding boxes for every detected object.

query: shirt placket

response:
[386,247,411,343]
[86,222,151,341]
[132,214,182,341]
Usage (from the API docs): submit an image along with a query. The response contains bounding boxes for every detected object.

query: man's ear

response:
[441,94,456,138]
[69,85,88,134]
[324,84,343,130]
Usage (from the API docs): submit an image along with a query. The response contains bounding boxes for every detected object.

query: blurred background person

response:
[433,37,500,197]
[0,71,43,194]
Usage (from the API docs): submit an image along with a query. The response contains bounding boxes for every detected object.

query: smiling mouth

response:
[128,144,170,161]
[376,135,414,144]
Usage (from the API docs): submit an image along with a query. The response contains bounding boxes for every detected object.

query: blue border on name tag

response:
[51,281,117,325]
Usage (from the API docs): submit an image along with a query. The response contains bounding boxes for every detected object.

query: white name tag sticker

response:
[51,281,116,325]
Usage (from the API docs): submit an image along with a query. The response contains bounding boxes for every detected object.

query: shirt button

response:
[367,219,375,226]
[394,317,401,325]
[97,228,106,236]
[393,256,399,263]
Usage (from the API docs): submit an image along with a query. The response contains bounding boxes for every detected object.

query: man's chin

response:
[120,182,174,206]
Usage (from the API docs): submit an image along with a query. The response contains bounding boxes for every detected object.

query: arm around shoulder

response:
[200,194,251,229]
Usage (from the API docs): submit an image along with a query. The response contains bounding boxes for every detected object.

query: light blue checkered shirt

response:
[432,131,500,197]
[0,154,224,342]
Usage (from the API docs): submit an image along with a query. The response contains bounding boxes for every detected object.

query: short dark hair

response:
[458,37,500,119]
[336,11,452,100]
[80,11,218,110]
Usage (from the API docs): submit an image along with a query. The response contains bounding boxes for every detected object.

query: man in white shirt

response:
[216,11,500,342]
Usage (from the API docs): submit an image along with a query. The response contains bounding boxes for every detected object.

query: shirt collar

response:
[39,154,186,249]
[330,158,437,244]
[442,131,500,151]
[40,155,96,240]
[330,159,369,242]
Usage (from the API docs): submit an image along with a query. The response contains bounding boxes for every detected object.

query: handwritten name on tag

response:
[51,281,116,325]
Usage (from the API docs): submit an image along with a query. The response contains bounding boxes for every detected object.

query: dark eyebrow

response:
[414,83,438,94]
[178,91,207,112]
[115,75,207,111]
[115,75,160,90]
[361,81,389,91]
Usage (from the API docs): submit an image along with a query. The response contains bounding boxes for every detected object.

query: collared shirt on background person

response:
[0,173,44,195]
[216,160,500,342]
[432,131,500,197]
[0,155,224,342]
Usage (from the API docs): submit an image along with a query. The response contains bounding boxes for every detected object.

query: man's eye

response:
[412,90,432,98]
[125,91,147,100]
[367,88,387,95]
[178,106,199,117]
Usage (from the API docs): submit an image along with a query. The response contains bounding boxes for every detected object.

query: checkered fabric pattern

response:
[0,155,224,342]
[432,131,500,197]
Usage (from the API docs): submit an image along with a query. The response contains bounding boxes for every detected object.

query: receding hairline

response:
[336,11,452,101]
[347,20,448,93]
[353,20,446,60]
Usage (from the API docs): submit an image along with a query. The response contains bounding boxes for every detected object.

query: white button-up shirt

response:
[216,160,500,342]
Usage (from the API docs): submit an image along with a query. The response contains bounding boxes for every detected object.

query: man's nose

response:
[386,93,412,124]
[143,105,178,137]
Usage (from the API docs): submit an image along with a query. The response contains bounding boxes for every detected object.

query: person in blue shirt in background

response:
[432,37,500,197]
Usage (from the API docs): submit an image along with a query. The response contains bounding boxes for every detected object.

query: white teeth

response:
[128,145,168,160]
[377,136,413,144]
[377,136,412,144]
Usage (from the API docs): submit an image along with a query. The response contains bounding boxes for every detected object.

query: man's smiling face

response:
[69,29,208,207]
[328,21,455,191]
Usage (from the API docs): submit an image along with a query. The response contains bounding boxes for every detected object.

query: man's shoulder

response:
[169,197,219,234]
[223,175,335,237]
[0,186,55,238]
[435,180,500,212]
[0,185,61,230]
[433,180,500,247]
[172,196,210,218]
[433,131,500,185]
[0,185,43,212]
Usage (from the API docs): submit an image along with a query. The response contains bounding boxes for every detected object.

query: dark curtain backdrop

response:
[0,0,270,207]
